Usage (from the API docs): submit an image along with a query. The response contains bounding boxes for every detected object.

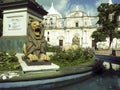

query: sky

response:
[36,0,120,17]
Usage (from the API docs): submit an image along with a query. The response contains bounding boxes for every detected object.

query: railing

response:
[95,54,120,65]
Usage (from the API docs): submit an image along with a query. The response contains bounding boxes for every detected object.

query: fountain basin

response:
[0,60,103,89]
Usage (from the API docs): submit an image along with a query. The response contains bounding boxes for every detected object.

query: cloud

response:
[37,0,98,16]
[37,0,68,17]
[84,4,98,16]
[37,0,67,11]
[66,3,98,16]
[36,0,120,17]
[37,0,52,10]
[55,0,68,12]
[95,0,109,7]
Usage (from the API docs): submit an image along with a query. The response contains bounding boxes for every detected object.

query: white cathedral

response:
[43,0,120,49]
[43,3,97,48]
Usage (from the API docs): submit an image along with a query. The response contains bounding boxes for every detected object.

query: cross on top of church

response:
[109,0,113,5]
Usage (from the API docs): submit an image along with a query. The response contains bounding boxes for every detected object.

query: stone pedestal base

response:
[24,59,51,66]
[0,36,26,53]
[21,62,59,73]
[17,54,60,73]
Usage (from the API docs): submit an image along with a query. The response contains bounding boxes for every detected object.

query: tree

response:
[0,19,2,37]
[91,28,106,49]
[92,3,120,49]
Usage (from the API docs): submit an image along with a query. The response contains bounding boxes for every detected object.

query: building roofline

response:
[67,10,88,17]
[47,2,62,18]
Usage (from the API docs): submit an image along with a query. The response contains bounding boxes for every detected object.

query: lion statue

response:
[22,20,50,63]
[62,45,79,52]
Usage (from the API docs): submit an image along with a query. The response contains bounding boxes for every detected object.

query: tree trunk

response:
[95,42,98,50]
[109,36,113,49]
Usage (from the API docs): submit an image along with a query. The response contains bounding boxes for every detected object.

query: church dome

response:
[47,2,62,18]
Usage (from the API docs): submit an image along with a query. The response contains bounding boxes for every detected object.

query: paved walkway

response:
[95,50,120,56]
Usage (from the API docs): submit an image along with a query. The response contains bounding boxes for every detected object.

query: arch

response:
[57,36,64,40]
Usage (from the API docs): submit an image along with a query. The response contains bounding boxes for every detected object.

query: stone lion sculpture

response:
[62,45,79,52]
[62,35,80,52]
[22,20,50,63]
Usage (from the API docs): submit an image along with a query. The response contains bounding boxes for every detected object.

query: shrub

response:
[47,44,62,52]
[50,48,95,67]
[8,49,16,56]
[0,50,21,71]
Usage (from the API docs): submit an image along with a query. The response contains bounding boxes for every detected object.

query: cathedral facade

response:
[43,3,97,48]
[43,2,120,49]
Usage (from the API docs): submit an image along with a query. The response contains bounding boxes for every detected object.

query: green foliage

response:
[50,48,95,67]
[91,30,106,42]
[116,31,120,39]
[92,3,120,48]
[47,44,62,52]
[91,28,107,49]
[8,49,16,56]
[0,50,21,71]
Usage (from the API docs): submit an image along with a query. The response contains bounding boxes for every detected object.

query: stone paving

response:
[95,50,120,56]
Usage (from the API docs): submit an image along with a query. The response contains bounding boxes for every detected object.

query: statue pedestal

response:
[24,59,51,66]
[0,36,26,53]
[21,62,59,73]
[17,54,60,73]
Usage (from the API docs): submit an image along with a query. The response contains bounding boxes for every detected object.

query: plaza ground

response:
[95,50,120,56]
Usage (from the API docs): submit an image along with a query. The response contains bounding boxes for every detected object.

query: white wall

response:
[3,8,28,36]
[2,8,43,36]
[45,28,96,48]
[44,8,97,48]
